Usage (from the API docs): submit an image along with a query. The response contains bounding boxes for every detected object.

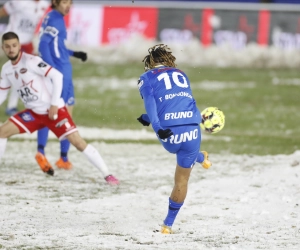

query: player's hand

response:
[157,129,173,139]
[137,115,150,126]
[48,105,58,120]
[73,51,87,62]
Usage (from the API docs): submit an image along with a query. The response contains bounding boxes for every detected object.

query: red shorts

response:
[21,42,34,54]
[9,107,77,141]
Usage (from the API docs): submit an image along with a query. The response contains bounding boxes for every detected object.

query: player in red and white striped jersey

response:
[0,0,50,116]
[0,32,119,185]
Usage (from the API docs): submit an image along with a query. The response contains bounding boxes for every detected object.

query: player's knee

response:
[74,141,87,152]
[66,132,87,151]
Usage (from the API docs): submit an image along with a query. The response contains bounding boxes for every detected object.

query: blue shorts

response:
[61,77,75,106]
[158,124,201,168]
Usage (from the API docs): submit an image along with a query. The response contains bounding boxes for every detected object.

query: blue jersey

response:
[138,65,201,133]
[39,10,73,74]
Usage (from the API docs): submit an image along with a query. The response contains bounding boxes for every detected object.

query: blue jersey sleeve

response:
[39,40,55,66]
[68,49,74,56]
[40,19,60,43]
[139,76,162,133]
[141,114,150,123]
[39,10,72,71]
[39,16,60,66]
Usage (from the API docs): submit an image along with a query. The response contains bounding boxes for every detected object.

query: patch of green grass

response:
[0,55,299,155]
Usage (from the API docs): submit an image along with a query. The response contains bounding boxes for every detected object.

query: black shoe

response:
[46,168,55,176]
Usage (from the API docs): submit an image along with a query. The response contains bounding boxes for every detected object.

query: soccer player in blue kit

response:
[35,0,88,171]
[137,44,212,234]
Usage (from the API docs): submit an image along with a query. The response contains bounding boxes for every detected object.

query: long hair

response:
[142,44,176,71]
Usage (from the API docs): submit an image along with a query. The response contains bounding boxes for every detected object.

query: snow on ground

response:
[1,128,300,249]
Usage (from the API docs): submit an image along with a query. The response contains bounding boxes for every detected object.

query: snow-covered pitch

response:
[0,128,300,249]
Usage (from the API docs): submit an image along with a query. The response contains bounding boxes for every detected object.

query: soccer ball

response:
[200,107,225,134]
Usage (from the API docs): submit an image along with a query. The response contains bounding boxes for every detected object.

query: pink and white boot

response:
[104,175,120,185]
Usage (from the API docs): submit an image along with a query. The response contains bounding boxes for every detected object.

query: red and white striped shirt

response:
[0,52,64,114]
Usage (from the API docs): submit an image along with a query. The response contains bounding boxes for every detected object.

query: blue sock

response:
[196,152,204,163]
[60,139,70,162]
[163,197,184,227]
[37,127,49,155]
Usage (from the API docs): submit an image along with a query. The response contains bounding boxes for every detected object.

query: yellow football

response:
[200,107,225,134]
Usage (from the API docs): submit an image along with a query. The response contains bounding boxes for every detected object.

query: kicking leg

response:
[196,151,212,169]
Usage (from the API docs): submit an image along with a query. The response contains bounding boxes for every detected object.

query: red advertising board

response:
[29,3,299,49]
[102,6,158,45]
[201,8,214,46]
[257,10,270,46]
